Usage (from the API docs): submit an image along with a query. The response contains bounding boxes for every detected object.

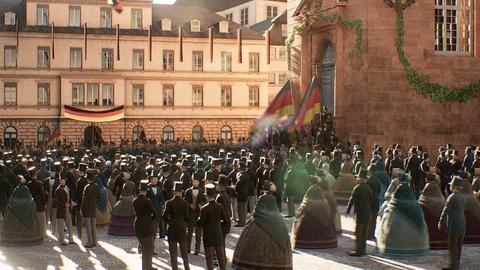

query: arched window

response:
[162,126,174,141]
[37,126,50,145]
[132,125,145,142]
[192,125,203,141]
[4,126,17,149]
[220,125,232,140]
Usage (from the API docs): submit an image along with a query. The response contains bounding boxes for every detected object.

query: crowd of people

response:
[0,139,479,270]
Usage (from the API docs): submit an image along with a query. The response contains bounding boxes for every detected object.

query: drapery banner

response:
[64,105,125,122]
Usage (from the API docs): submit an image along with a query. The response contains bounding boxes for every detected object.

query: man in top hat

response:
[268,158,284,212]
[245,159,258,214]
[27,167,47,237]
[81,169,101,248]
[463,147,474,175]
[198,184,230,270]
[192,158,206,188]
[216,175,232,219]
[227,159,241,222]
[346,167,373,256]
[160,163,174,201]
[420,153,431,175]
[235,161,249,227]
[133,180,156,270]
[44,169,59,234]
[184,177,206,255]
[450,150,463,176]
[439,176,467,270]
[405,146,423,198]
[366,164,381,240]
[388,149,404,176]
[163,182,190,270]
[75,163,88,239]
[472,150,480,170]
[436,151,453,196]
[206,158,222,185]
[55,178,74,245]
[146,175,165,251]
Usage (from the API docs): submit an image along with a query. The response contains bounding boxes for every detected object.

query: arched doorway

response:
[84,125,103,147]
[321,43,335,114]
[4,126,17,149]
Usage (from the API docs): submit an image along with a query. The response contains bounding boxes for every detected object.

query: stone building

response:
[289,0,480,154]
[0,0,271,148]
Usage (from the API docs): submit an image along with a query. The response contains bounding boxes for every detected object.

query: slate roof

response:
[0,1,262,40]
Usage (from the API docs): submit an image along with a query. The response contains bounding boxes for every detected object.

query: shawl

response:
[300,186,332,226]
[95,176,109,210]
[388,184,425,230]
[419,182,445,215]
[8,185,37,226]
[253,194,290,251]
[317,180,337,219]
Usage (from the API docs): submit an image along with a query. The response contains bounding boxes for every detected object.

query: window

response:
[70,48,82,69]
[249,86,259,107]
[226,13,233,21]
[4,12,16,26]
[268,73,276,84]
[281,24,288,37]
[132,84,144,106]
[37,5,49,26]
[192,51,203,71]
[4,46,16,67]
[102,84,114,106]
[132,126,145,142]
[435,0,472,53]
[131,9,143,29]
[162,18,172,31]
[133,49,144,70]
[240,8,249,26]
[163,50,174,71]
[192,126,203,141]
[221,52,232,72]
[4,82,16,106]
[69,6,81,27]
[37,47,50,68]
[87,84,99,106]
[270,47,276,60]
[72,83,84,105]
[37,126,50,145]
[267,6,278,18]
[249,52,260,72]
[278,47,286,59]
[4,126,17,149]
[37,83,50,106]
[278,73,288,84]
[163,85,174,107]
[100,8,112,28]
[162,126,174,141]
[191,20,200,32]
[192,86,203,107]
[102,48,114,70]
[221,125,232,140]
[221,85,232,107]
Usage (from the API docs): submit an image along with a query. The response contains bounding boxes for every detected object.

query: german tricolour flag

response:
[294,77,321,129]
[256,81,293,128]
[64,105,125,123]
[107,0,123,13]
[46,126,61,145]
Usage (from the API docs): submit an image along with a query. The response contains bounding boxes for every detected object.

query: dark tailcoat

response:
[162,196,189,242]
[197,201,231,247]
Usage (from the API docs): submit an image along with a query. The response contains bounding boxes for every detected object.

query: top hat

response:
[422,153,429,160]
[393,149,400,155]
[78,163,88,172]
[139,179,149,192]
[211,158,223,167]
[218,175,230,186]
[205,183,216,197]
[177,159,190,168]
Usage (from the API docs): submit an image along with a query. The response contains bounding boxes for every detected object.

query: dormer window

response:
[4,12,15,26]
[161,18,171,31]
[191,20,200,32]
[219,21,229,33]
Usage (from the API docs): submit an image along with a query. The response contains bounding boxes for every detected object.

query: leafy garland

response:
[387,0,480,102]
[286,0,363,70]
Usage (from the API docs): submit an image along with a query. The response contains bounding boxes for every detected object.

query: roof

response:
[0,2,262,40]
[174,0,286,12]
[249,10,286,34]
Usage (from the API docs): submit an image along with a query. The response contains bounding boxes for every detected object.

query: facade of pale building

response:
[0,0,270,148]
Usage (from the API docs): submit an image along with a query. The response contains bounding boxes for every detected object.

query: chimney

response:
[219,21,229,33]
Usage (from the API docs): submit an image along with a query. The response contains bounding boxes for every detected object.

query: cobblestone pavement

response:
[0,205,478,270]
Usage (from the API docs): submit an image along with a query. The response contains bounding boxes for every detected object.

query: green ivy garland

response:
[388,0,480,102]
[286,0,363,70]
